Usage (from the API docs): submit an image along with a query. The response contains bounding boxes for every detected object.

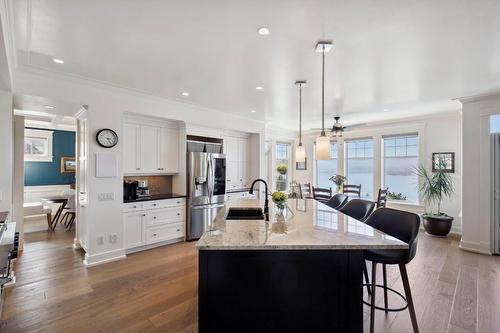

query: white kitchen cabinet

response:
[124,211,146,249]
[123,118,180,174]
[224,136,250,190]
[159,127,179,173]
[123,123,141,173]
[123,198,186,252]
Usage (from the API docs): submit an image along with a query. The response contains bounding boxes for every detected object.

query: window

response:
[275,142,291,191]
[315,142,338,189]
[345,138,374,199]
[383,134,419,203]
[24,129,53,162]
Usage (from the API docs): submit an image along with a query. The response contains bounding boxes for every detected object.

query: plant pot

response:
[422,214,453,237]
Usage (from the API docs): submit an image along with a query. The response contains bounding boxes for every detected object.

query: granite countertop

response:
[123,193,187,203]
[196,198,408,250]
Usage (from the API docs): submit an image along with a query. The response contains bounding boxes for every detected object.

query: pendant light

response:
[295,80,306,163]
[315,41,333,160]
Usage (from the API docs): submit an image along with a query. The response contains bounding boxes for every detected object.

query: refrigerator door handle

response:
[207,156,214,201]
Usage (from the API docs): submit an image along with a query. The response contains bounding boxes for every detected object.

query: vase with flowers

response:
[329,174,346,194]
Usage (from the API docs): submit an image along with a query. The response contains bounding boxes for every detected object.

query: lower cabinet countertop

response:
[123,193,187,203]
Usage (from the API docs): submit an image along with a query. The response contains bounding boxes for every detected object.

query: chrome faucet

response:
[249,179,269,221]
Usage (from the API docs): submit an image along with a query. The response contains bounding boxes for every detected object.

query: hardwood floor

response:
[1,230,499,332]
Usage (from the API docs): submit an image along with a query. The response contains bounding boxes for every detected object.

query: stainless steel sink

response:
[225,207,265,220]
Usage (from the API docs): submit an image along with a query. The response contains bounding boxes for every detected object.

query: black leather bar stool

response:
[339,198,375,222]
[324,193,348,210]
[363,208,420,333]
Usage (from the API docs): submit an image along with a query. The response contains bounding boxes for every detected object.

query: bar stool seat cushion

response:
[364,249,408,265]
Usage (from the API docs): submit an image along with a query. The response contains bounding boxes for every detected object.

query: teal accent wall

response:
[24,128,76,186]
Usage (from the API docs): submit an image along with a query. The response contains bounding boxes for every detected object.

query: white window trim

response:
[25,128,54,162]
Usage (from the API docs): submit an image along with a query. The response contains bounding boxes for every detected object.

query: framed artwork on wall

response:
[60,157,76,173]
[296,158,307,170]
[432,152,455,173]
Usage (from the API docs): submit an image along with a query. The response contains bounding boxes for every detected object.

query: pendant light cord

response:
[321,44,325,137]
[299,83,302,145]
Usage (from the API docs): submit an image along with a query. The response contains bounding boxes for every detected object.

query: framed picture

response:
[60,157,76,173]
[296,158,307,170]
[432,152,455,173]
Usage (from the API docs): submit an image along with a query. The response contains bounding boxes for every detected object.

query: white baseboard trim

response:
[73,238,82,250]
[459,239,492,255]
[83,248,126,267]
[125,237,184,255]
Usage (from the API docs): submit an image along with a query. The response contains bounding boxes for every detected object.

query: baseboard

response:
[125,237,184,255]
[83,248,126,267]
[459,239,492,255]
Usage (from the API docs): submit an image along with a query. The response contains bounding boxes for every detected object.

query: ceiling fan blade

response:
[343,123,366,131]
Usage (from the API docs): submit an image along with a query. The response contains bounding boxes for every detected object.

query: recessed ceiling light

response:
[251,110,257,113]
[52,58,64,64]
[43,105,55,109]
[181,92,189,96]
[257,27,270,36]
[255,86,264,90]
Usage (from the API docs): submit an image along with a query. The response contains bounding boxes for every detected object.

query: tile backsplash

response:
[123,175,173,195]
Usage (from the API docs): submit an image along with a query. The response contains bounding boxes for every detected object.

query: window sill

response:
[386,201,425,213]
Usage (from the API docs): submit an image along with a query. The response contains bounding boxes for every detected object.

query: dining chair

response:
[363,208,421,333]
[62,194,76,230]
[338,198,375,222]
[299,182,312,199]
[312,186,332,202]
[324,193,348,210]
[376,188,389,208]
[343,184,362,197]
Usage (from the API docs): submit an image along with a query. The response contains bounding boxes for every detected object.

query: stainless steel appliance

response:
[492,134,500,254]
[187,152,226,240]
[123,180,138,201]
[137,180,150,198]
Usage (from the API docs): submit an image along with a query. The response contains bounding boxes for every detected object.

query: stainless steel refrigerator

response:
[187,152,226,240]
[492,134,500,254]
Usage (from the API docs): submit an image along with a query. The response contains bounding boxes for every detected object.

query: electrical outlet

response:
[109,233,118,243]
[96,235,104,245]
[98,192,115,201]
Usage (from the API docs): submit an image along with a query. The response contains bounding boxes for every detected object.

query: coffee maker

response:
[137,180,150,197]
[123,181,138,201]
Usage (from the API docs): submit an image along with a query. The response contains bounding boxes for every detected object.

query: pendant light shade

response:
[315,41,333,160]
[295,80,307,163]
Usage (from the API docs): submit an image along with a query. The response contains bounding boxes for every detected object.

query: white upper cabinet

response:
[123,123,141,173]
[224,135,250,189]
[123,117,180,175]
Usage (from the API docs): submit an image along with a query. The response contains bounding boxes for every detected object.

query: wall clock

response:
[96,129,118,148]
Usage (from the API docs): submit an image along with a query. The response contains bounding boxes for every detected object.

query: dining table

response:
[41,195,68,231]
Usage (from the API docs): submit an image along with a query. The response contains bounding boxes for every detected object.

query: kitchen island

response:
[196,198,407,333]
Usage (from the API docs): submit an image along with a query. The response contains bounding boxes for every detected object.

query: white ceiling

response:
[13,94,81,130]
[10,0,500,130]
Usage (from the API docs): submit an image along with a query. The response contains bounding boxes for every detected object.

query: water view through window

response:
[383,134,419,203]
[345,139,374,199]
[315,143,338,189]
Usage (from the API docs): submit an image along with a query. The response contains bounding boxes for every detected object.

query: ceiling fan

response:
[311,116,366,137]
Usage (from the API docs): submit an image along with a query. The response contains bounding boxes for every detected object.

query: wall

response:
[13,69,266,266]
[0,89,12,213]
[24,128,76,186]
[460,92,500,254]
[293,111,463,234]
[123,175,172,195]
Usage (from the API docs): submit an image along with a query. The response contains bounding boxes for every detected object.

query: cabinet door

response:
[238,138,249,187]
[160,127,179,173]
[140,125,160,173]
[123,123,140,173]
[124,212,145,249]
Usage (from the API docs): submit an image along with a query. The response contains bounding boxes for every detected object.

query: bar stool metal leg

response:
[382,264,388,314]
[399,264,419,333]
[370,262,377,333]
[363,260,371,295]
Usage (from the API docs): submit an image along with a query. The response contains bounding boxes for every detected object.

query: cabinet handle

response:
[136,168,140,170]
[153,233,157,236]
[177,213,180,216]
[176,229,180,232]
[153,216,156,219]
[142,214,146,217]
[132,206,136,208]
[153,203,157,206]
[176,201,180,204]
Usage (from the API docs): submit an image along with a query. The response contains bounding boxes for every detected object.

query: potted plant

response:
[329,174,346,193]
[276,164,288,175]
[415,159,455,236]
[272,191,288,211]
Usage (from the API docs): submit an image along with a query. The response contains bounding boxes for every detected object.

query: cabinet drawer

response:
[146,223,184,244]
[123,202,144,212]
[143,198,185,210]
[147,207,185,226]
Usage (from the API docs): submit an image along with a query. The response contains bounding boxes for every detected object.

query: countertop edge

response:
[196,244,409,250]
